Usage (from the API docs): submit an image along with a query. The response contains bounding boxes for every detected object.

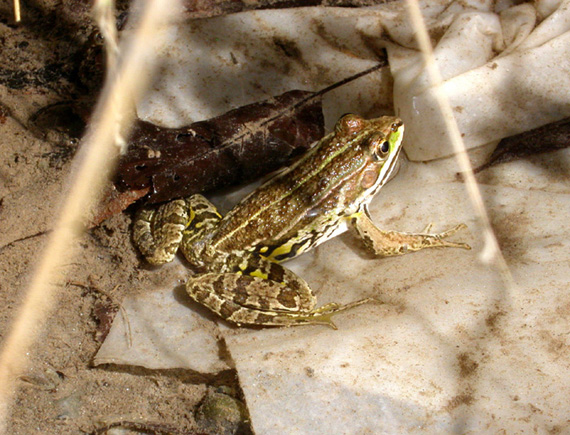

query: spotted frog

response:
[133,114,470,328]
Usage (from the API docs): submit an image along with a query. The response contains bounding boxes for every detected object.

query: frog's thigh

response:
[186,272,317,325]
[349,211,471,257]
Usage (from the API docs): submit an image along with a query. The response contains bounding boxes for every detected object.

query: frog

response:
[133,114,470,328]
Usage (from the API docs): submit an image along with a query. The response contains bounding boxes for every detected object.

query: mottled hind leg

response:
[186,255,373,328]
[133,199,190,265]
[350,208,471,257]
[133,194,221,266]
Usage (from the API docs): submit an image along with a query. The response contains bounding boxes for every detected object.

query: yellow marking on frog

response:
[259,246,269,253]
[349,211,363,220]
[265,244,293,261]
[182,210,197,236]
[250,269,268,280]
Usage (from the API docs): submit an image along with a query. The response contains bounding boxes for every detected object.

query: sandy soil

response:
[0,2,242,434]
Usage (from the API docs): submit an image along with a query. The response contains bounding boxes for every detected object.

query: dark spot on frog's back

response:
[315,177,329,192]
[277,288,298,309]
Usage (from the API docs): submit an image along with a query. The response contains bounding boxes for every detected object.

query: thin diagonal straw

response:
[0,0,177,431]
[13,0,20,22]
[404,0,514,289]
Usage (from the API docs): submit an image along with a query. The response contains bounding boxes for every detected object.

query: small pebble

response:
[196,388,248,435]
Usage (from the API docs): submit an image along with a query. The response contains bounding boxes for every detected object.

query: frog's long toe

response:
[425,223,471,250]
[293,298,376,329]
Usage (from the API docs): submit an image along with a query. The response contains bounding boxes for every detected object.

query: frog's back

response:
[210,116,383,256]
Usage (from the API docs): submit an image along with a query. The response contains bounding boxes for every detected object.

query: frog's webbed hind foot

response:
[418,223,471,250]
[288,298,376,329]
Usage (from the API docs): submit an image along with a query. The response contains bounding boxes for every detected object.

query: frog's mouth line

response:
[378,142,402,190]
[385,146,403,185]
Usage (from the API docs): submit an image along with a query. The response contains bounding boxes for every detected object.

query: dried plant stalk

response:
[0,0,179,430]
[405,0,514,289]
[13,0,20,22]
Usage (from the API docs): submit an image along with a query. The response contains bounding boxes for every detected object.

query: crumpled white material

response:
[388,0,570,160]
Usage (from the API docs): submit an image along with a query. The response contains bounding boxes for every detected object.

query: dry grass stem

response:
[93,0,120,75]
[0,0,178,431]
[13,0,20,22]
[405,0,515,290]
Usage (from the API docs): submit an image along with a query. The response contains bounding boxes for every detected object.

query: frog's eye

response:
[368,134,390,161]
[336,114,365,135]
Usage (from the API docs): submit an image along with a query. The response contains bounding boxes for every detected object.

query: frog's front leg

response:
[186,255,370,328]
[133,195,221,266]
[349,207,471,257]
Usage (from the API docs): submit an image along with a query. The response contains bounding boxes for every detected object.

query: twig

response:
[0,230,50,254]
[264,58,389,128]
[201,59,389,159]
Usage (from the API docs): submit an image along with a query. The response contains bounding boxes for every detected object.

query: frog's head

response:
[333,114,404,205]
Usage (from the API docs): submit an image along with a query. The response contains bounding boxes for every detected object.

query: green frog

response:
[133,114,470,328]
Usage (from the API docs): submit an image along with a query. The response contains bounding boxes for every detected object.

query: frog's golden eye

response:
[336,114,365,135]
[368,134,390,161]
